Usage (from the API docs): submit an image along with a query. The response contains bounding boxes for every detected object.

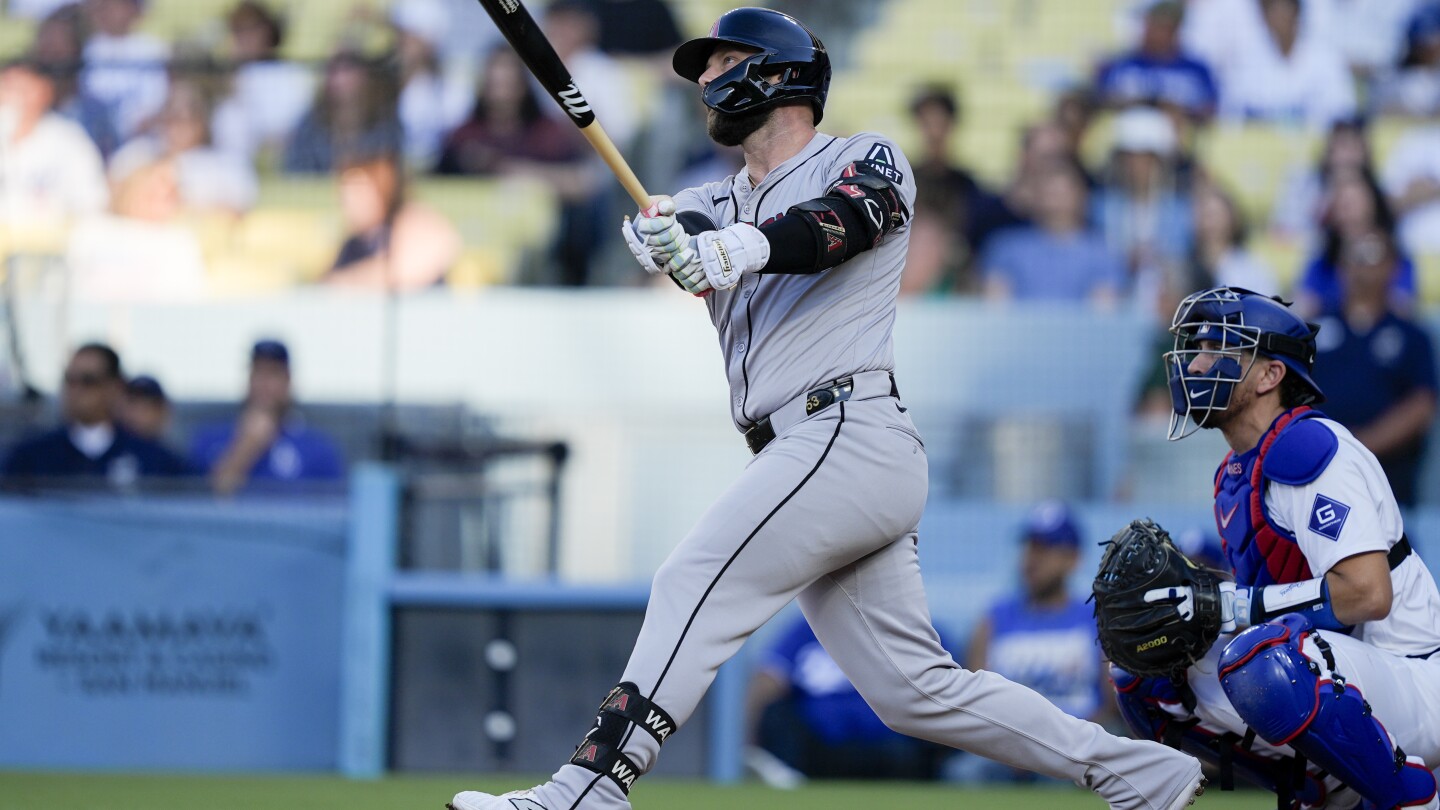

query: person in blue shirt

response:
[1094,0,1218,122]
[746,613,959,782]
[957,501,1109,783]
[1,343,189,487]
[1311,234,1438,507]
[188,339,344,495]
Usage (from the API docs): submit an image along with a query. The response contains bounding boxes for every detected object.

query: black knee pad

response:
[568,682,676,794]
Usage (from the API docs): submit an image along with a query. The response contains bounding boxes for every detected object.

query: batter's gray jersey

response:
[671,131,917,429]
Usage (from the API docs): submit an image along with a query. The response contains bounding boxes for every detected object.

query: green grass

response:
[0,772,1276,810]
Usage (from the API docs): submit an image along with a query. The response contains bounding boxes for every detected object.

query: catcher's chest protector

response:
[1213,407,1319,587]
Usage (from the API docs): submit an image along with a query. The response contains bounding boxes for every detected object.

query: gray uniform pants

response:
[533,394,1194,810]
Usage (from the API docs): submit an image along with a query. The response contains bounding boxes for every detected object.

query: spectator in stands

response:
[1187,181,1279,296]
[902,85,995,295]
[1295,167,1416,316]
[326,152,461,290]
[210,0,313,162]
[0,343,189,486]
[118,373,173,444]
[1094,0,1218,122]
[1271,117,1375,242]
[189,339,344,496]
[283,51,403,174]
[969,120,1091,252]
[0,57,108,231]
[982,160,1126,305]
[1311,233,1438,508]
[65,158,207,303]
[958,502,1109,782]
[1213,0,1357,128]
[540,1,638,151]
[1382,122,1440,254]
[110,77,258,215]
[29,4,121,158]
[81,0,169,139]
[1093,106,1194,313]
[1371,3,1440,117]
[567,0,683,60]
[387,0,475,171]
[1176,526,1228,572]
[745,612,959,782]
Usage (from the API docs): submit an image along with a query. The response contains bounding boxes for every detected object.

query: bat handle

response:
[580,122,651,210]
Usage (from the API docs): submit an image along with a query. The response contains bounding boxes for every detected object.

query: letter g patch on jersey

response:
[1308,495,1350,541]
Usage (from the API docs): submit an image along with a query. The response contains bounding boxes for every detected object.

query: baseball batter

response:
[1108,287,1440,810]
[451,8,1204,810]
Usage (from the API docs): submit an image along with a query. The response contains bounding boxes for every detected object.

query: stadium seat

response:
[1197,125,1319,224]
[1418,252,1440,307]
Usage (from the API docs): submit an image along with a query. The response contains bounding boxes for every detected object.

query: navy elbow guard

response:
[763,163,910,273]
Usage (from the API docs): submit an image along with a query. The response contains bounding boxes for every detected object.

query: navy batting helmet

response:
[1164,287,1324,440]
[672,7,831,124]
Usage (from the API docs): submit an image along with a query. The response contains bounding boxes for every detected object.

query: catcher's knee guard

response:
[567,683,676,794]
[1220,614,1438,810]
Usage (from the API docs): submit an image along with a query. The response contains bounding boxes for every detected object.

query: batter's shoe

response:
[1163,760,1206,810]
[448,789,547,810]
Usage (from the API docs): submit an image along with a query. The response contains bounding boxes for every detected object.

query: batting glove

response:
[669,251,712,296]
[694,223,770,292]
[623,196,696,276]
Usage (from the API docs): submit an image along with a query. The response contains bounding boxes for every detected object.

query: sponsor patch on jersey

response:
[1308,494,1350,541]
[858,143,905,184]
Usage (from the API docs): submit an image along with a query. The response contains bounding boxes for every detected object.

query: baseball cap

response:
[125,374,167,402]
[251,339,290,366]
[1111,106,1177,156]
[1022,500,1081,549]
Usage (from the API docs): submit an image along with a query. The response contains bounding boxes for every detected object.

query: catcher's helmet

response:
[1164,287,1324,440]
[672,7,831,124]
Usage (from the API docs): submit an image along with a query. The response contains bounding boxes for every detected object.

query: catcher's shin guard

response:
[1220,615,1438,810]
[1112,666,1336,809]
[567,683,676,794]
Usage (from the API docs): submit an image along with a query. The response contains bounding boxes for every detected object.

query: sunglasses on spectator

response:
[63,372,110,387]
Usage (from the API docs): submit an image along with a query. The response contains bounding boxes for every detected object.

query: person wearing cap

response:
[1372,2,1440,117]
[1310,233,1438,508]
[187,340,344,495]
[118,373,174,445]
[210,0,314,160]
[1,344,189,487]
[1094,0,1218,122]
[963,502,1111,759]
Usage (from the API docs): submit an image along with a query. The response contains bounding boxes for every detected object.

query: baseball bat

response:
[474,0,651,210]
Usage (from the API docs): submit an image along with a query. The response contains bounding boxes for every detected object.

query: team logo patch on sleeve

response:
[1308,495,1350,541]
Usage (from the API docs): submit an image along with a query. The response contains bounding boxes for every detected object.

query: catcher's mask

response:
[672,7,831,125]
[1164,287,1324,441]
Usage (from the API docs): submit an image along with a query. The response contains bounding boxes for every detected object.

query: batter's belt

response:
[743,369,899,455]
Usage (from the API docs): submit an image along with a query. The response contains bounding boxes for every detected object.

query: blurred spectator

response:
[65,159,207,302]
[1371,2,1440,115]
[1213,0,1357,127]
[569,0,684,58]
[745,613,958,782]
[1328,0,1423,80]
[81,0,170,139]
[0,343,189,486]
[1093,106,1194,312]
[902,85,995,295]
[1187,182,1279,296]
[1175,526,1228,572]
[210,0,314,161]
[969,120,1093,252]
[118,373,172,444]
[1382,122,1440,253]
[29,4,121,158]
[283,51,403,174]
[957,502,1109,783]
[1295,167,1416,315]
[982,160,1126,304]
[1094,1,1218,122]
[0,57,108,230]
[189,339,344,496]
[540,0,639,151]
[326,153,461,290]
[110,78,258,215]
[388,0,475,170]
[1270,117,1374,242]
[1311,233,1437,508]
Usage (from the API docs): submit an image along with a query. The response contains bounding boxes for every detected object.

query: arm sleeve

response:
[1266,437,1396,576]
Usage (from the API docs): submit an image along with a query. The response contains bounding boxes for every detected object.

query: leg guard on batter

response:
[1112,665,1336,809]
[568,683,677,795]
[1219,614,1439,810]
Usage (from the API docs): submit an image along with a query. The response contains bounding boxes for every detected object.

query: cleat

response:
[1165,765,1206,810]
[448,789,548,810]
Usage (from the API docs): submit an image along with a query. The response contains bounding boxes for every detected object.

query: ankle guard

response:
[568,683,677,794]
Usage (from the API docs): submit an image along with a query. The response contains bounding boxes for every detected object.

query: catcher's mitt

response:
[1092,518,1222,678]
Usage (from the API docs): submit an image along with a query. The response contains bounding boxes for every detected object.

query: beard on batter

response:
[706,106,772,146]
